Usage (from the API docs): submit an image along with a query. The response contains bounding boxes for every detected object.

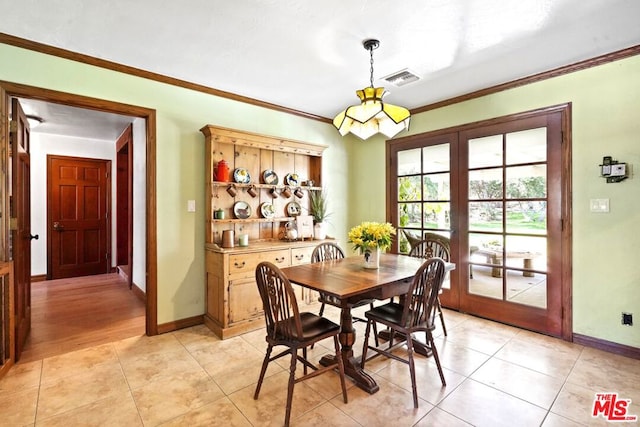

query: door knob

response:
[53,222,64,231]
[30,234,39,240]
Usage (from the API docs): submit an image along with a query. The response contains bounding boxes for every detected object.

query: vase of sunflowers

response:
[347,221,396,269]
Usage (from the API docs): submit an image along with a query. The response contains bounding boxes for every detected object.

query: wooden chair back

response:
[311,242,345,263]
[408,234,450,262]
[255,261,302,340]
[402,257,446,328]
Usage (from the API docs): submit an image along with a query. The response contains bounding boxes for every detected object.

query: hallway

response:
[19,273,145,364]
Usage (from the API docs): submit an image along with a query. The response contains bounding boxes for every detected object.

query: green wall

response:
[0,43,348,324]
[2,42,638,349]
[349,54,640,348]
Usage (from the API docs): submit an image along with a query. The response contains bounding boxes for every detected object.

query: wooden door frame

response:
[387,103,572,341]
[115,125,134,288]
[0,80,158,336]
[10,98,32,359]
[46,155,112,279]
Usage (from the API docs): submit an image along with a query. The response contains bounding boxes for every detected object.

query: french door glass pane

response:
[423,144,449,173]
[470,234,504,258]
[506,165,547,198]
[398,176,422,201]
[506,128,547,164]
[398,202,421,228]
[469,202,504,232]
[504,233,547,309]
[398,148,421,175]
[469,232,503,300]
[423,173,450,200]
[506,271,547,309]
[469,168,503,199]
[505,201,547,235]
[423,202,450,229]
[505,235,547,271]
[469,134,502,168]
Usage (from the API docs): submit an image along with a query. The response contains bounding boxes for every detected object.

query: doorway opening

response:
[1,80,158,362]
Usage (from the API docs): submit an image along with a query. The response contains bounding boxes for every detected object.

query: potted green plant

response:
[309,189,330,240]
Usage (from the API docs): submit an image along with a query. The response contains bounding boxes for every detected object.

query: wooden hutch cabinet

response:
[200,125,327,338]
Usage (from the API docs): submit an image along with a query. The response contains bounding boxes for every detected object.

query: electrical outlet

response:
[622,312,633,326]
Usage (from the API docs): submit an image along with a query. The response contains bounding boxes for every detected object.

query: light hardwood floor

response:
[18,273,146,364]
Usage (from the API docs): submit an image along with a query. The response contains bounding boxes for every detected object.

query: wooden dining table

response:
[280,253,454,394]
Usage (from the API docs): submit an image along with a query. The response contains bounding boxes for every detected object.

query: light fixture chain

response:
[369,46,375,88]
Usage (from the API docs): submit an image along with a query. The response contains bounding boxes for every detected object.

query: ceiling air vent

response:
[381,69,421,87]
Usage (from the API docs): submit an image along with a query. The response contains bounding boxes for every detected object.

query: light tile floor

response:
[1,304,639,426]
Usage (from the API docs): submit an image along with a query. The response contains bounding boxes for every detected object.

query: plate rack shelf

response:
[201,124,327,245]
[211,182,321,191]
[209,217,293,224]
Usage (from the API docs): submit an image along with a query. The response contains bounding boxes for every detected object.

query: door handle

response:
[53,222,64,231]
[30,234,39,240]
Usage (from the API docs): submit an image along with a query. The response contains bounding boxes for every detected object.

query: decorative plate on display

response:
[233,168,251,184]
[262,169,279,185]
[260,202,275,219]
[233,201,252,219]
[284,173,299,186]
[286,201,302,217]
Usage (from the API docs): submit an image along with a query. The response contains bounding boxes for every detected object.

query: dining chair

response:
[254,261,348,427]
[360,257,447,408]
[408,234,450,336]
[312,242,378,345]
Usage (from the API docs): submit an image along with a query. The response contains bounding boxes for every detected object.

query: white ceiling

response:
[17,98,134,141]
[3,0,640,139]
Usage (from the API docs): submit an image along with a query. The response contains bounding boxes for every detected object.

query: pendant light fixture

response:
[333,39,410,140]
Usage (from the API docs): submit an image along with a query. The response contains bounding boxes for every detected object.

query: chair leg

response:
[284,348,297,427]
[369,303,379,347]
[333,335,348,403]
[437,297,447,336]
[371,321,379,347]
[405,335,419,408]
[254,344,273,399]
[428,333,447,387]
[302,347,308,375]
[361,320,372,369]
[311,303,326,350]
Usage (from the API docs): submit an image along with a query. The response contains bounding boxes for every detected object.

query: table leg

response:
[319,306,379,394]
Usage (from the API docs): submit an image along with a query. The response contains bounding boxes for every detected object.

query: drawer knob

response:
[295,254,304,260]
[275,257,285,263]
[234,261,246,268]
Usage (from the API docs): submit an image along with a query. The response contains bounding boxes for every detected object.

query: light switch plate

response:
[187,200,196,212]
[590,198,609,212]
